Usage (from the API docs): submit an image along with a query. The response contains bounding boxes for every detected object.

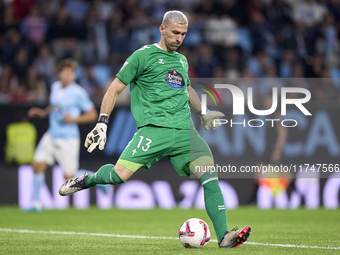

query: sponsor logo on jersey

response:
[158,59,164,64]
[164,70,185,88]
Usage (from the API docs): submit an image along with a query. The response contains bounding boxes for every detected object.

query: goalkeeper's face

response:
[161,21,187,52]
[59,67,76,86]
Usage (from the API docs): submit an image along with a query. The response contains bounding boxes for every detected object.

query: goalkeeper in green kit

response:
[59,10,251,248]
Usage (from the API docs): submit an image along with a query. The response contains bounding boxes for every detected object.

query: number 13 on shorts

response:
[127,135,152,156]
[137,136,152,152]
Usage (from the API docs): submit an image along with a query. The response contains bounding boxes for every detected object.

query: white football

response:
[178,218,211,248]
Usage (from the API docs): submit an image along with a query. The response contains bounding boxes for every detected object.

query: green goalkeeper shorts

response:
[117,124,213,176]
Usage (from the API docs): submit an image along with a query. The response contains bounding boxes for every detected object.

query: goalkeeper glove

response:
[200,110,225,131]
[85,114,109,153]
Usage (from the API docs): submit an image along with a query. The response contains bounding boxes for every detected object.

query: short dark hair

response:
[57,58,78,73]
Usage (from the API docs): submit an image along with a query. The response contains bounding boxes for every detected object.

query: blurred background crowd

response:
[1,0,340,105]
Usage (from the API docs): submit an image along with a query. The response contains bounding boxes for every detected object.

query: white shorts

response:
[34,133,80,175]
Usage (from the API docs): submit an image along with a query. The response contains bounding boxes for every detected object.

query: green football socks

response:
[200,172,228,243]
[85,164,227,243]
[85,164,125,187]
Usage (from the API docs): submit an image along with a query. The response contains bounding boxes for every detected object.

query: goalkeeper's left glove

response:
[84,114,109,153]
[200,110,225,131]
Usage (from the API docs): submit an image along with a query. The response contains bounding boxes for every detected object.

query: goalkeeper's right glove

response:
[200,110,225,131]
[84,114,108,153]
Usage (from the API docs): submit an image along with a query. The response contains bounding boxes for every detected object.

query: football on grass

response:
[178,218,211,248]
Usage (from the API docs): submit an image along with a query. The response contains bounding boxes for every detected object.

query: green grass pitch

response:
[0,206,339,254]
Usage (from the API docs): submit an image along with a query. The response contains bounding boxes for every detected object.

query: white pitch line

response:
[0,228,339,250]
[245,242,340,250]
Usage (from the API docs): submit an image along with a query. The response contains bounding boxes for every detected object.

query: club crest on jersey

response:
[164,69,185,88]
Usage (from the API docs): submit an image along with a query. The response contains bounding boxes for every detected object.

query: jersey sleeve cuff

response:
[116,74,129,86]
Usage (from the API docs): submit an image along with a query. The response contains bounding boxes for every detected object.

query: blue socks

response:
[33,172,45,204]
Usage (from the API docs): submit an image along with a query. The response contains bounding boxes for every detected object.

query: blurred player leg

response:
[29,161,48,212]
[25,133,54,212]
